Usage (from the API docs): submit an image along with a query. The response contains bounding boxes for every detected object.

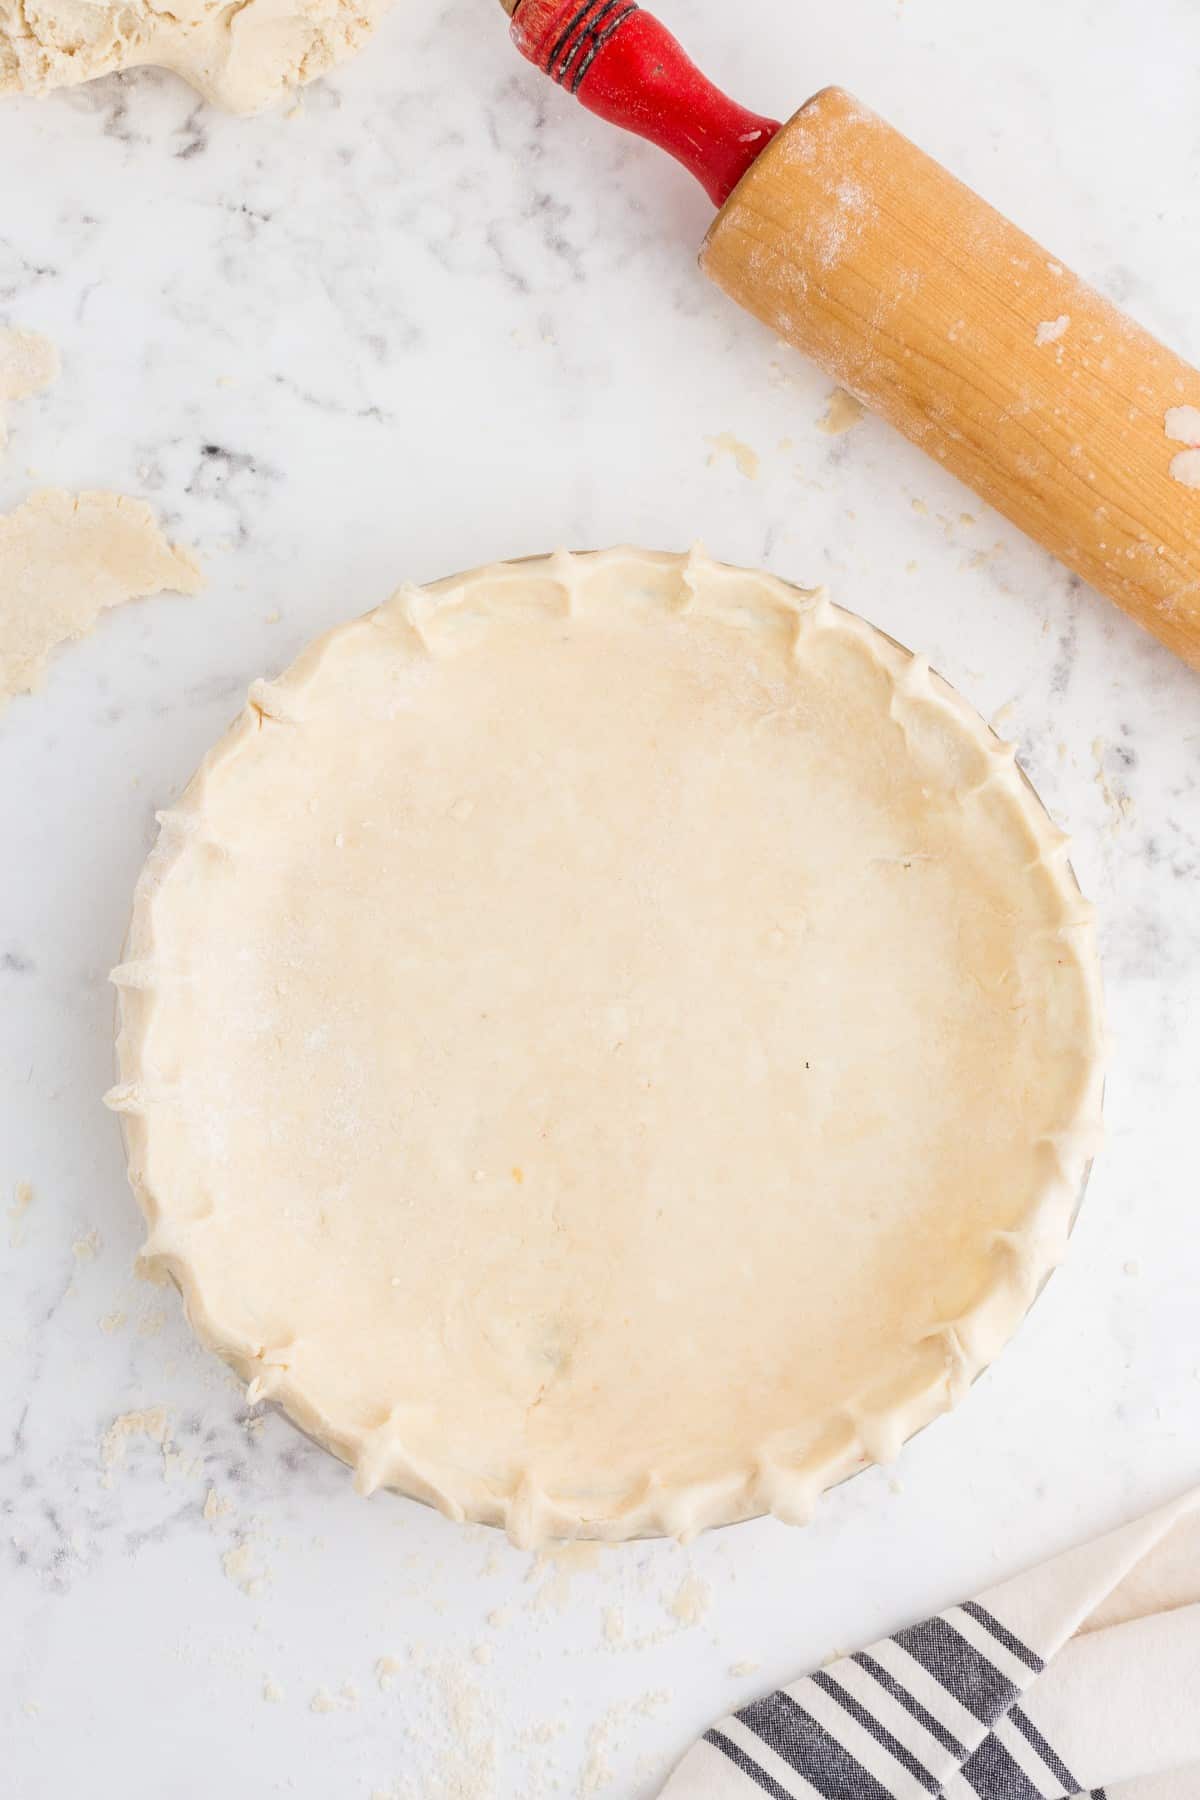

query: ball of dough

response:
[1,0,394,112]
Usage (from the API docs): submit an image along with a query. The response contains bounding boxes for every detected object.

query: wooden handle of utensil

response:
[702,87,1200,668]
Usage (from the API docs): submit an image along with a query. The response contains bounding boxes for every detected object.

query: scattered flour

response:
[310,1682,358,1713]
[578,1692,672,1796]
[817,387,865,436]
[706,431,761,480]
[666,1572,711,1628]
[529,1540,603,1612]
[729,1660,761,1678]
[99,1309,125,1333]
[203,1486,232,1524]
[402,1655,501,1798]
[602,1606,625,1647]
[579,1712,620,1795]
[377,1654,402,1692]
[72,1228,100,1262]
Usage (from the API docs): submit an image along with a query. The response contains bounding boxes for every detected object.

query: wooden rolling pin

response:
[501,0,1200,669]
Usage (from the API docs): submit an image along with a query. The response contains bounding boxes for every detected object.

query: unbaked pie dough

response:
[109,547,1105,1544]
[1,0,392,112]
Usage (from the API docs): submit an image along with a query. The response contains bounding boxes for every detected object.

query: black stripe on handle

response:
[569,3,638,90]
[542,0,640,89]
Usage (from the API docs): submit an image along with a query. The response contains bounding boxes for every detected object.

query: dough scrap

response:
[0,0,393,113]
[110,548,1104,1546]
[817,387,865,436]
[0,489,202,705]
[0,327,59,448]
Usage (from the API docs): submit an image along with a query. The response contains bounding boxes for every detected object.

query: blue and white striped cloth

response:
[662,1489,1200,1800]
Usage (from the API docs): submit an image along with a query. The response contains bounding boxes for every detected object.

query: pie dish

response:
[108,547,1105,1545]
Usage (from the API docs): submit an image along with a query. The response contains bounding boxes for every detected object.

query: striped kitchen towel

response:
[661,1487,1200,1800]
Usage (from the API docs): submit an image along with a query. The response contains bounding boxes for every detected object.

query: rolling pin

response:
[500,0,1200,669]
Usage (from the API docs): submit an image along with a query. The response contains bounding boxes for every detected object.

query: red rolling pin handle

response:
[509,0,781,208]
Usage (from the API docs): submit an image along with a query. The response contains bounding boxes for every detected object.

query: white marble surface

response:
[1,1,1198,1794]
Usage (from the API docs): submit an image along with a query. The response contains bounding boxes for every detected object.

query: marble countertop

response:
[2,1,1198,1794]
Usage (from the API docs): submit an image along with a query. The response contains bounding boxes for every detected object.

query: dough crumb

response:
[72,1228,100,1262]
[0,328,59,447]
[666,1572,711,1628]
[706,431,760,480]
[472,1643,493,1665]
[99,1309,126,1334]
[817,387,865,436]
[203,1485,232,1523]
[8,1179,33,1247]
[222,1540,269,1597]
[0,490,202,708]
[1092,737,1135,831]
[263,1677,284,1703]
[376,1653,402,1691]
[729,1659,761,1677]
[99,1407,170,1484]
[1036,315,1070,346]
[602,1606,625,1646]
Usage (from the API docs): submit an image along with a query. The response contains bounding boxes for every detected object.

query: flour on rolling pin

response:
[1035,315,1071,349]
[1166,406,1200,489]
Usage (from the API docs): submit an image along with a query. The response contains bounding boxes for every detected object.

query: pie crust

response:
[109,548,1105,1545]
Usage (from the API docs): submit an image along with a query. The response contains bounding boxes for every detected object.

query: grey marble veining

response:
[1,1,1198,1794]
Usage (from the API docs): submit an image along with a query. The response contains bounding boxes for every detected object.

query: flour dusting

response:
[1036,315,1071,346]
[1169,449,1200,490]
[1164,405,1200,446]
[667,1572,711,1628]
